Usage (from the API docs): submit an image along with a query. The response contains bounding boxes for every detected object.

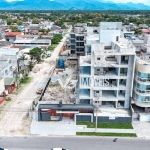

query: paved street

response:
[0,136,150,150]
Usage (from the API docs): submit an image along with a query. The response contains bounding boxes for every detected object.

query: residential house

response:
[0,47,20,74]
[0,59,15,91]
[25,24,41,35]
[13,38,51,49]
[5,32,23,42]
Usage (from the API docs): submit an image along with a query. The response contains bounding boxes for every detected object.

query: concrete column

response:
[38,109,41,121]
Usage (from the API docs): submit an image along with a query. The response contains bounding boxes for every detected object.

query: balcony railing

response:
[134,86,150,96]
[135,75,150,84]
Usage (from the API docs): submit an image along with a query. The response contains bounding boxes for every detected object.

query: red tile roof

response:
[5,32,22,37]
[142,30,150,33]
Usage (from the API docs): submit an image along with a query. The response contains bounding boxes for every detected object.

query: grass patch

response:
[77,122,133,129]
[15,76,32,94]
[76,132,137,137]
[48,44,58,52]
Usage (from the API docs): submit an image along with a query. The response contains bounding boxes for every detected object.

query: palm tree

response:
[28,61,34,71]
[18,54,27,74]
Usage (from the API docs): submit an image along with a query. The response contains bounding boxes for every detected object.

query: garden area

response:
[77,122,133,129]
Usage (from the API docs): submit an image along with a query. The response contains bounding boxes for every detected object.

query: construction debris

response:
[42,60,78,104]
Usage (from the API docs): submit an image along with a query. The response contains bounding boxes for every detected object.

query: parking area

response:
[30,117,76,136]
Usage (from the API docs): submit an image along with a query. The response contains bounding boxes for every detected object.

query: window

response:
[97,57,100,60]
[120,68,128,76]
[96,91,99,93]
[97,69,100,71]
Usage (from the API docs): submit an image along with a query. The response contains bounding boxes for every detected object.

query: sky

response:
[5,0,150,6]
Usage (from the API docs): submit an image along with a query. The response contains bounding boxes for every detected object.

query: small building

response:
[0,47,19,73]
[38,101,94,122]
[13,39,51,49]
[5,32,23,42]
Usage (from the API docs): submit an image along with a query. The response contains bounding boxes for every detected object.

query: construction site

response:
[39,59,78,104]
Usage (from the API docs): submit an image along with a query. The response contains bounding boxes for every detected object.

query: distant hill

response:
[0,0,150,10]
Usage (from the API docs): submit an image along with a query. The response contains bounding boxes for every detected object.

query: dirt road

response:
[0,27,72,136]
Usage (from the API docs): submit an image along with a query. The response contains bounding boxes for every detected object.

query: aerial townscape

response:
[1,0,150,150]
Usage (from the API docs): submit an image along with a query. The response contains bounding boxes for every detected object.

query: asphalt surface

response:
[0,136,149,150]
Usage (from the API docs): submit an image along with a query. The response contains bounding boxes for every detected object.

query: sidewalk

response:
[76,125,136,133]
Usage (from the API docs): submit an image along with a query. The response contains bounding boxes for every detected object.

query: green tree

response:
[29,47,42,62]
[32,18,40,24]
[17,20,23,25]
[52,34,63,44]
[7,18,12,25]
[9,25,20,32]
[28,61,34,71]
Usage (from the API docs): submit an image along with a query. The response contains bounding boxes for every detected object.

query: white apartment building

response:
[0,47,19,72]
[132,35,150,121]
[0,59,13,79]
[78,22,136,121]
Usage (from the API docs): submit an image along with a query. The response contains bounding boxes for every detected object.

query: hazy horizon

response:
[4,0,150,6]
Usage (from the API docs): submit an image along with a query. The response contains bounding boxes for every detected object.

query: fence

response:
[8,84,16,94]
[0,95,6,105]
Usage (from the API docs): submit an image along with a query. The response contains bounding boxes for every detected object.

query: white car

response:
[51,148,67,150]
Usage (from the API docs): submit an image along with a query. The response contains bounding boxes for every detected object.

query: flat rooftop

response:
[39,103,94,110]
[136,58,150,65]
[93,41,135,55]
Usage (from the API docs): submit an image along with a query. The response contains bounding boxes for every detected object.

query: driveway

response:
[132,122,150,139]
[30,117,76,136]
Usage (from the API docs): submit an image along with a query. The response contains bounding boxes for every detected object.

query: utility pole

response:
[95,106,98,133]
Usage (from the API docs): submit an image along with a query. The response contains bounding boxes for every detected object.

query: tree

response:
[52,34,63,44]
[32,18,40,24]
[7,18,12,25]
[18,55,27,73]
[9,25,20,32]
[17,20,23,26]
[131,28,142,35]
[29,47,42,62]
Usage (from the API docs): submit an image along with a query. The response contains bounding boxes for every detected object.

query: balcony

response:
[80,66,91,76]
[134,86,150,96]
[94,68,118,77]
[135,75,150,85]
[79,56,91,66]
[119,79,126,87]
[133,97,150,108]
[79,89,90,99]
[94,90,117,101]
[94,58,119,67]
[118,90,126,99]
